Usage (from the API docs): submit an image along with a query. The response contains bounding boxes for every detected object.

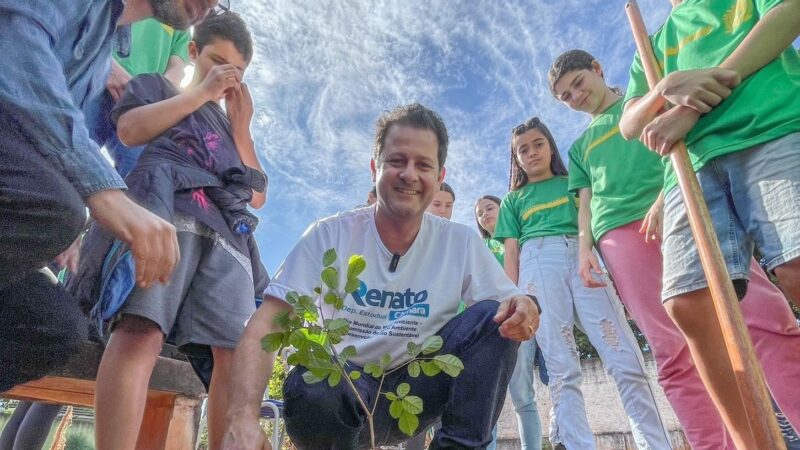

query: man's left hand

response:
[494,295,540,341]
[106,60,132,101]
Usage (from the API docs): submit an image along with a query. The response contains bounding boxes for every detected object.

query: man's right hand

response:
[221,418,270,450]
[86,189,179,288]
[655,68,740,113]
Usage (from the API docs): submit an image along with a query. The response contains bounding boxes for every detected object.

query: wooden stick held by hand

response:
[624,2,785,449]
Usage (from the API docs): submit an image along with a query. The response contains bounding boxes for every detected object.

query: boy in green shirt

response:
[552,48,800,450]
[619,0,800,448]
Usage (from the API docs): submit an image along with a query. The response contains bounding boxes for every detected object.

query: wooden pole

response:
[624,2,784,448]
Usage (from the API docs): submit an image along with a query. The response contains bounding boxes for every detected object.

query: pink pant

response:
[599,220,800,450]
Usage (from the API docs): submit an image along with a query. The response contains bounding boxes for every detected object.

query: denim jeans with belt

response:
[283,300,519,450]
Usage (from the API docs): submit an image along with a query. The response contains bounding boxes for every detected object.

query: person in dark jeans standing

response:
[0,0,217,393]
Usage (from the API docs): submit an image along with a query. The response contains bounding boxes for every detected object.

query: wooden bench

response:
[1,341,206,449]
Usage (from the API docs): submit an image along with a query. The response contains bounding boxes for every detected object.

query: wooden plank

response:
[164,396,202,450]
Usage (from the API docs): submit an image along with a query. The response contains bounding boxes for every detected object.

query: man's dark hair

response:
[194,12,254,63]
[373,103,449,168]
[440,182,455,202]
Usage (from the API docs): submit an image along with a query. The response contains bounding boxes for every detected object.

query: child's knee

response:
[111,314,164,349]
[664,290,718,338]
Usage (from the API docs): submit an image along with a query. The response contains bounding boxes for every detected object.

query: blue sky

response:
[234,0,683,273]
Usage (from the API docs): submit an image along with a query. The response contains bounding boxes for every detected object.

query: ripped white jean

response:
[517,236,671,450]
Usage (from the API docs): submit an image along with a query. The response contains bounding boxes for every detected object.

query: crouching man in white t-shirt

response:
[221,103,541,450]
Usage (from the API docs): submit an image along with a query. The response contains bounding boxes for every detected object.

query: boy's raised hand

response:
[656,68,741,113]
[197,64,242,101]
[86,189,179,288]
[226,82,254,133]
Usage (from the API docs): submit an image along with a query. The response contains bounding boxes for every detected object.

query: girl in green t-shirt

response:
[476,193,543,450]
[493,117,670,450]
[549,48,800,450]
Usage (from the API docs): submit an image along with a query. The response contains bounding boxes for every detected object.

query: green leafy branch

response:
[260,248,463,449]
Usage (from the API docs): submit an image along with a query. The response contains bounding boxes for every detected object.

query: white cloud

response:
[234,0,673,269]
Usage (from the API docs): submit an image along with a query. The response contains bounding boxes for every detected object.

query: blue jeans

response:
[86,91,144,178]
[283,301,519,450]
[506,338,543,450]
[661,132,800,300]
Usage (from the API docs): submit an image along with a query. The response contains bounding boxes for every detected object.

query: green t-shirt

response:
[113,18,191,76]
[494,176,579,248]
[484,237,505,266]
[568,98,664,241]
[624,0,800,192]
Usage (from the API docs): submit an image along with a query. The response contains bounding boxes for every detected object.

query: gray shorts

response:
[117,214,256,354]
[661,132,800,301]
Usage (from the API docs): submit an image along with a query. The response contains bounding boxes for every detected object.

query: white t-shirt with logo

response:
[265,207,523,368]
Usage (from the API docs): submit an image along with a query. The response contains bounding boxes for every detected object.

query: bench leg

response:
[136,394,201,450]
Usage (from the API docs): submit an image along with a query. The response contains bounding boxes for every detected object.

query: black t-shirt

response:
[111,73,248,250]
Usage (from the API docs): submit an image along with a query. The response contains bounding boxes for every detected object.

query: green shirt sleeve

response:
[567,144,590,193]
[754,0,784,17]
[492,193,520,242]
[624,51,649,105]
[171,30,191,62]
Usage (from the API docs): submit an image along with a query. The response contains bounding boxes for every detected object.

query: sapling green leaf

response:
[325,318,350,336]
[313,286,322,295]
[286,291,300,305]
[321,266,339,290]
[398,412,420,436]
[328,370,342,387]
[323,248,337,267]
[302,371,326,384]
[344,277,360,294]
[396,383,411,398]
[420,361,441,377]
[408,361,421,378]
[349,370,361,381]
[389,399,403,419]
[433,354,464,377]
[401,396,423,415]
[347,254,367,278]
[421,336,443,355]
[323,291,338,306]
[261,332,284,353]
[380,353,392,368]
[364,362,383,378]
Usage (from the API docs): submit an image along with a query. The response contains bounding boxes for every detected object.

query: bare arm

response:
[222,296,292,449]
[720,0,800,79]
[620,68,738,140]
[163,55,187,88]
[577,189,606,288]
[503,238,520,285]
[116,64,242,147]
[619,90,665,140]
[577,189,594,255]
[226,83,266,209]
